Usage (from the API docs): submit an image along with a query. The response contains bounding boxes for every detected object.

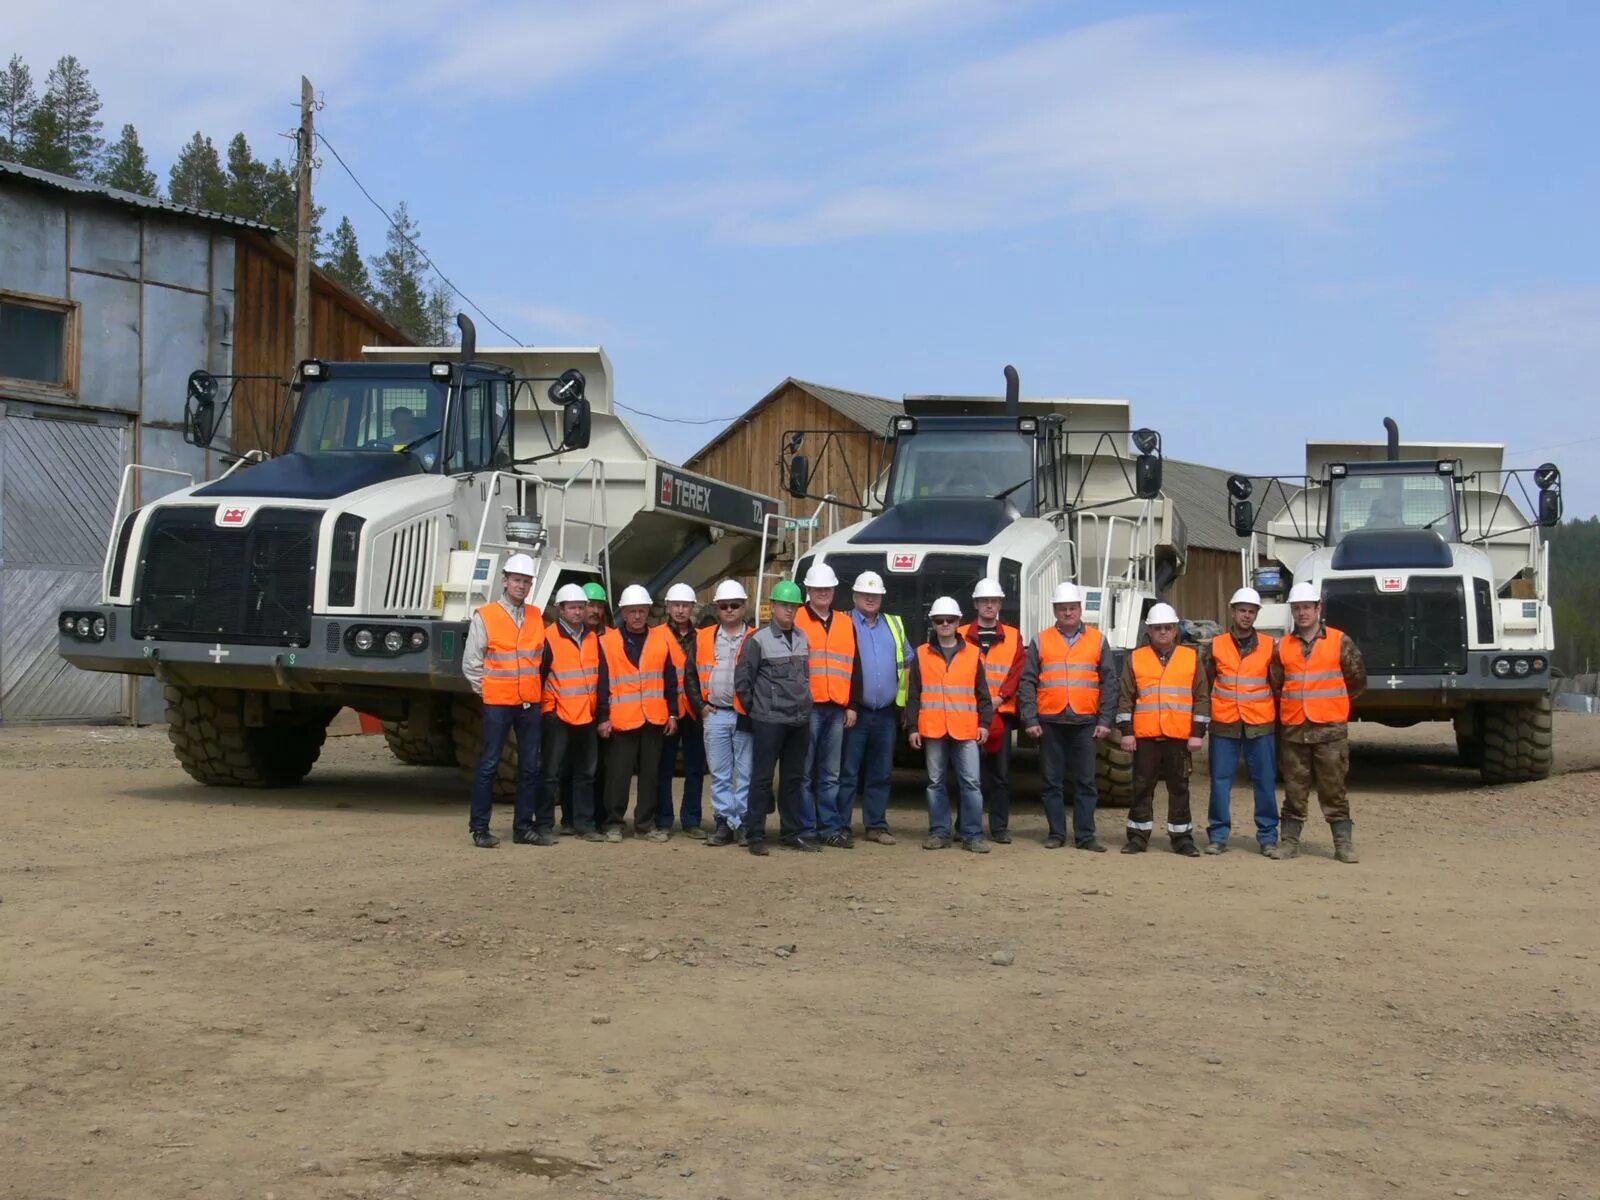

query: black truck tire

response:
[1478,696,1554,785]
[164,685,332,788]
[1453,709,1483,769]
[382,711,457,767]
[1096,739,1134,807]
[451,697,522,798]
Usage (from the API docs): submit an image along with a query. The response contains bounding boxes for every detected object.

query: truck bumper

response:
[1355,650,1550,715]
[58,607,473,696]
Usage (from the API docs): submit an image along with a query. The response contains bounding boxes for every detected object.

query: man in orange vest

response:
[597,585,679,843]
[794,562,860,847]
[1278,582,1366,863]
[965,577,1024,843]
[686,579,755,846]
[657,582,709,839]
[462,554,547,848]
[1018,582,1118,851]
[905,596,995,852]
[537,582,604,842]
[1201,587,1284,857]
[1117,603,1209,856]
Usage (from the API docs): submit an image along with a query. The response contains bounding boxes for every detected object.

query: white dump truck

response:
[1227,419,1562,783]
[57,317,780,789]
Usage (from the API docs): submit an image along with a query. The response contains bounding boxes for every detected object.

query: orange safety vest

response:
[1210,632,1277,726]
[695,624,750,715]
[916,641,982,740]
[477,603,545,706]
[1131,644,1198,739]
[795,605,856,706]
[663,624,697,718]
[963,621,1020,716]
[600,625,673,731]
[1035,625,1104,717]
[1278,627,1350,725]
[542,627,600,724]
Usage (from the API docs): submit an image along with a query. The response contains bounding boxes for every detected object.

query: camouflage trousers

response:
[1278,736,1350,823]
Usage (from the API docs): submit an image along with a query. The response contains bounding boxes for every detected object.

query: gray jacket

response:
[734,621,813,727]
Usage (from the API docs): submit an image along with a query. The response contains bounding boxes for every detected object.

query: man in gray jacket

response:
[735,579,817,855]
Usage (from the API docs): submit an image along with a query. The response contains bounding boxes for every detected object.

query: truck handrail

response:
[754,494,845,607]
[467,461,614,600]
[103,465,194,599]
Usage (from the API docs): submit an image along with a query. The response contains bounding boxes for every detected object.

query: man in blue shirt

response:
[829,571,909,846]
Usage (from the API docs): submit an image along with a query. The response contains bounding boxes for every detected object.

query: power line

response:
[1506,432,1600,457]
[614,401,742,425]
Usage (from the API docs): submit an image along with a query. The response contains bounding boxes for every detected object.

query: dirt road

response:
[3,718,1597,1199]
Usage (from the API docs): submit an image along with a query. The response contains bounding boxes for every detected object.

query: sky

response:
[12,1,1600,516]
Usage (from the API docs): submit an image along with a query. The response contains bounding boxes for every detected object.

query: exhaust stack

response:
[456,313,477,364]
[1383,416,1399,461]
[1003,365,1020,416]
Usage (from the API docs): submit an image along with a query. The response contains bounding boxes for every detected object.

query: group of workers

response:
[463,555,1367,863]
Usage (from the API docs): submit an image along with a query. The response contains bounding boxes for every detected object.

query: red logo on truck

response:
[221,508,248,525]
[661,472,674,504]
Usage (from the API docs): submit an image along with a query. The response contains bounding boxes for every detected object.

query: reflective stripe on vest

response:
[796,606,856,706]
[1279,628,1350,725]
[601,625,673,731]
[916,642,981,740]
[963,621,1019,715]
[695,624,750,715]
[887,613,909,708]
[477,603,545,706]
[1036,625,1103,717]
[1210,632,1276,726]
[1131,644,1197,739]
[664,624,695,718]
[542,628,600,724]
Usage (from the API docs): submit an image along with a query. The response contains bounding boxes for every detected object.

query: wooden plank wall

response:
[229,234,410,453]
[1168,546,1246,626]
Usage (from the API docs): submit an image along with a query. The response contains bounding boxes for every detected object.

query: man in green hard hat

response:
[734,579,817,854]
[559,580,613,832]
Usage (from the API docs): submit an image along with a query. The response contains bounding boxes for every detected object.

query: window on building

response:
[0,293,78,391]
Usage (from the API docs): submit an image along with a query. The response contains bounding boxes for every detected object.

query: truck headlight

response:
[384,630,405,653]
[353,629,375,652]
[75,617,91,639]
[409,630,427,650]
[62,614,77,634]
[1492,657,1512,678]
[92,617,107,640]
[1512,658,1530,677]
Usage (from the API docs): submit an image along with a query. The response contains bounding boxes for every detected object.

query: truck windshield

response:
[888,431,1035,512]
[289,378,448,468]
[1328,469,1457,541]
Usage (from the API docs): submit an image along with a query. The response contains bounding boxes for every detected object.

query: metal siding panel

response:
[0,189,69,296]
[140,285,209,426]
[71,271,142,412]
[143,219,211,291]
[0,568,122,720]
[67,205,140,280]
[134,425,204,498]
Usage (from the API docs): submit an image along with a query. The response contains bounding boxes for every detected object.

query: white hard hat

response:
[803,562,840,589]
[1145,602,1180,626]
[852,571,886,595]
[664,583,697,604]
[554,582,588,606]
[503,553,537,578]
[1050,582,1085,605]
[618,584,653,609]
[1229,587,1263,608]
[1287,581,1321,605]
[928,596,963,619]
[713,579,748,603]
[972,577,1006,599]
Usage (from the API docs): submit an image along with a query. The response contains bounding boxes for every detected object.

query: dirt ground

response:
[2,716,1597,1200]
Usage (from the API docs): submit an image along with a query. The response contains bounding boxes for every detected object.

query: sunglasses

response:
[716,601,745,610]
[931,616,958,625]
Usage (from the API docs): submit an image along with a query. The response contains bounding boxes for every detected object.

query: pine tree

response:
[40,54,103,177]
[425,282,458,345]
[99,123,158,195]
[370,202,433,342]
[223,132,268,219]
[322,216,373,301]
[168,132,228,211]
[0,54,36,159]
[21,103,72,174]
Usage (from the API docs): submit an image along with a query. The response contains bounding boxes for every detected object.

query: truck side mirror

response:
[788,454,810,499]
[562,398,591,451]
[1232,499,1255,538]
[185,370,218,447]
[1135,453,1162,498]
[1538,486,1562,527]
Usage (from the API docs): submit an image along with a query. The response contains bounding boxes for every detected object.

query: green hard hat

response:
[770,580,803,604]
[582,581,608,602]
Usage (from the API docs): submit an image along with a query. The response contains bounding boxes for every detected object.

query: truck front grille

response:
[132,507,319,646]
[1321,577,1466,674]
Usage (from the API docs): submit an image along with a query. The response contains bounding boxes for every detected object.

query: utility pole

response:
[293,76,314,370]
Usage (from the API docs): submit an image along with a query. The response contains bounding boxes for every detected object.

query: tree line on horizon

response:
[0,52,454,345]
[1549,516,1600,679]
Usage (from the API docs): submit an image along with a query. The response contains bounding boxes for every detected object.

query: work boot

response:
[1279,818,1304,859]
[471,830,499,849]
[581,829,606,843]
[1203,841,1227,855]
[603,827,623,844]
[645,828,670,844]
[1077,840,1108,853]
[683,825,708,841]
[1121,834,1148,854]
[1331,819,1359,864]
[864,829,897,845]
[706,820,734,847]
[962,837,992,854]
[1043,835,1066,850]
[990,829,1012,844]
[922,834,952,850]
[1172,836,1201,858]
[1259,842,1281,860]
[747,839,769,857]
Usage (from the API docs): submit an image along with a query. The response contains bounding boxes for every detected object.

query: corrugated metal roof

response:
[788,379,902,434]
[0,159,275,231]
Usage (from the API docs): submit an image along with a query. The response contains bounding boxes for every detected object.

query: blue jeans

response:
[656,716,708,830]
[925,736,984,841]
[834,706,898,834]
[1208,733,1280,846]
[1038,722,1100,845]
[470,703,540,834]
[802,704,846,839]
[701,707,752,829]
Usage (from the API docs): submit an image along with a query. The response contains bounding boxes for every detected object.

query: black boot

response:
[706,819,734,847]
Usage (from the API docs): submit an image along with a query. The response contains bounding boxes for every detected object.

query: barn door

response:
[0,404,129,722]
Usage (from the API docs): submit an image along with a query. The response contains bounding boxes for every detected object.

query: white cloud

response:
[1437,287,1600,371]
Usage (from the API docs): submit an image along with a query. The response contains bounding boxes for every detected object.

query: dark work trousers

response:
[604,724,665,832]
[745,720,811,844]
[1038,721,1100,846]
[980,717,1015,836]
[540,719,598,834]
[470,702,540,835]
[1127,736,1195,848]
[655,716,708,831]
[560,743,606,830]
